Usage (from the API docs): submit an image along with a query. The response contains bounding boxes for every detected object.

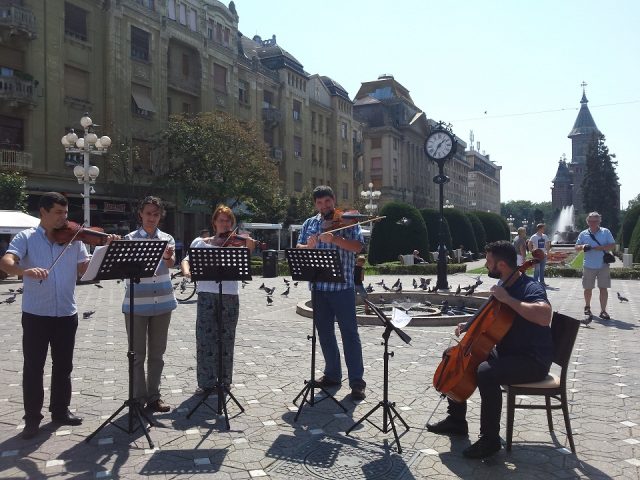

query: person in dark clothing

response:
[427,240,553,459]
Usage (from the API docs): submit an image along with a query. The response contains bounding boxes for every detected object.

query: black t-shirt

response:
[497,274,553,368]
[354,265,363,286]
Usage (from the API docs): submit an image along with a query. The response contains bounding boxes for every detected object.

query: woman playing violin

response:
[121,196,177,413]
[427,240,553,459]
[0,192,118,439]
[296,186,367,401]
[181,205,255,394]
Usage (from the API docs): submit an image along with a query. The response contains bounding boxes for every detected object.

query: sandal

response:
[584,306,591,316]
[600,311,610,320]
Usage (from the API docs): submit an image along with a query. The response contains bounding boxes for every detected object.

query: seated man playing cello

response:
[428,240,553,459]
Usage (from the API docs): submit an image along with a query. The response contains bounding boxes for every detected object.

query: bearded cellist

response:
[428,240,553,459]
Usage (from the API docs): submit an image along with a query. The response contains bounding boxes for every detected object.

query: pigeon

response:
[392,282,403,293]
[412,278,418,289]
[3,295,17,304]
[617,292,629,303]
[82,311,95,319]
[16,287,23,294]
[440,300,450,314]
[465,285,476,296]
[8,288,15,293]
[264,286,276,295]
[455,284,461,296]
[365,284,374,293]
[266,296,273,306]
[259,283,265,290]
[293,282,299,287]
[283,278,290,286]
[242,280,250,289]
[581,314,593,326]
[392,278,401,288]
[382,284,391,291]
[94,284,104,289]
[171,271,181,279]
[281,287,290,297]
[472,275,483,286]
[461,285,473,291]
[116,280,122,284]
[375,279,385,286]
[396,217,410,226]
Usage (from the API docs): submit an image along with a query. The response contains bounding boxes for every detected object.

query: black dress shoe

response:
[462,436,501,459]
[51,410,83,426]
[22,422,40,440]
[426,416,468,435]
[316,376,341,388]
[146,399,171,413]
[351,387,366,401]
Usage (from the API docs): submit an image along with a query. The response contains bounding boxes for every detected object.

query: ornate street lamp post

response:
[522,219,529,235]
[61,113,111,225]
[360,182,381,222]
[507,214,515,233]
[424,122,457,291]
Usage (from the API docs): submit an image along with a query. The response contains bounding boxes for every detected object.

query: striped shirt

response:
[298,213,364,291]
[184,237,239,295]
[121,228,177,315]
[6,226,89,317]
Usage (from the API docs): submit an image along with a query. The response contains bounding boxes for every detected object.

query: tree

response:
[420,208,452,251]
[474,211,510,243]
[619,204,640,248]
[164,112,282,216]
[466,212,487,251]
[443,209,477,253]
[0,172,28,211]
[582,134,620,233]
[368,202,429,265]
[627,193,640,210]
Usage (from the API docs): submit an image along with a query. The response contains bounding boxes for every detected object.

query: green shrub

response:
[466,212,487,252]
[546,265,640,280]
[474,211,510,243]
[619,204,640,248]
[443,208,477,253]
[368,202,429,265]
[420,208,452,251]
[629,217,640,263]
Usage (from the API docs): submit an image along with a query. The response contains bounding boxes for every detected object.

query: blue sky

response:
[237,0,639,208]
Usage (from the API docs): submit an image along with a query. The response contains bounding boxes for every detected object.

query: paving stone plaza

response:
[0,271,638,479]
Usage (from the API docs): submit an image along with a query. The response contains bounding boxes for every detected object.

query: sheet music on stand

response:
[285,248,345,284]
[81,240,168,282]
[188,247,252,282]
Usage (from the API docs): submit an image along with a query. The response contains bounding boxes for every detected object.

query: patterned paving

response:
[0,272,638,479]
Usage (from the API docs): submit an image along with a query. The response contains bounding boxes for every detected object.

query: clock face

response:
[425,131,454,160]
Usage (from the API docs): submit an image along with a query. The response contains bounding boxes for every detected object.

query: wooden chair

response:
[504,312,580,453]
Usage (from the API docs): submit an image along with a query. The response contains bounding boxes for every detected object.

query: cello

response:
[432,249,544,403]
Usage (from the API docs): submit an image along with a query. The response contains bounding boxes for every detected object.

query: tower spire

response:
[580,81,588,104]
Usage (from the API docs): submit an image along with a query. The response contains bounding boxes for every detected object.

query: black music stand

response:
[85,239,168,449]
[346,298,411,453]
[285,248,347,421]
[185,247,251,429]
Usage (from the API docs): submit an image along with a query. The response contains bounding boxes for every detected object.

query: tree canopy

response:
[582,134,620,233]
[164,112,282,216]
[0,172,27,211]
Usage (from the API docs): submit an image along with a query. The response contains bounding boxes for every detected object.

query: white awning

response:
[241,223,282,230]
[131,88,157,113]
[0,210,40,234]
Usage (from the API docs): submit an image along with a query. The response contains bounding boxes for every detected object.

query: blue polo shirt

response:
[576,227,615,269]
[6,226,89,317]
[298,213,364,291]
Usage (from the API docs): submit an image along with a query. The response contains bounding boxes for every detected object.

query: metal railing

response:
[0,150,32,170]
[0,75,37,104]
[0,3,36,37]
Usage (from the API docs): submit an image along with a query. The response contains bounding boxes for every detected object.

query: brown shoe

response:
[146,399,170,413]
[316,376,341,388]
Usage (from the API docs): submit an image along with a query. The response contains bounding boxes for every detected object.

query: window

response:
[179,4,186,25]
[263,90,273,108]
[131,84,156,118]
[293,136,302,158]
[371,137,382,149]
[135,0,154,10]
[167,0,176,20]
[64,2,88,41]
[371,156,382,175]
[167,97,172,116]
[311,144,317,164]
[213,63,227,92]
[341,152,348,170]
[294,172,303,192]
[0,115,24,151]
[340,122,347,139]
[64,65,89,101]
[311,112,316,131]
[131,26,150,62]
[318,115,323,134]
[182,54,189,77]
[293,100,301,121]
[239,80,249,105]
[393,138,398,150]
[318,147,324,166]
[188,8,197,31]
[215,22,223,42]
[342,183,349,200]
[207,19,214,39]
[182,102,191,114]
[223,27,230,46]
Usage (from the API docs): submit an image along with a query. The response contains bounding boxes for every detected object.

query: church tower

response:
[551,154,573,210]
[567,84,601,211]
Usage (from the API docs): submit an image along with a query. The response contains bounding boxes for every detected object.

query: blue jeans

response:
[313,288,365,388]
[533,257,547,284]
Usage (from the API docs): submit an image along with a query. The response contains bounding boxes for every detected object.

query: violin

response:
[321,209,386,234]
[432,249,545,403]
[209,229,263,249]
[52,221,110,246]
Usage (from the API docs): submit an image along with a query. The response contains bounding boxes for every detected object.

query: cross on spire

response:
[580,81,588,104]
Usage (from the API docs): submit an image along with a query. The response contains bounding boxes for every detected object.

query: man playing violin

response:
[297,186,367,401]
[427,240,553,459]
[0,192,118,439]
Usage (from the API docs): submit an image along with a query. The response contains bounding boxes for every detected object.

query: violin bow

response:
[220,226,239,247]
[40,222,85,284]
[323,215,387,235]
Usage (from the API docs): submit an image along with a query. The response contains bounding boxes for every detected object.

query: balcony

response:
[262,107,281,128]
[167,75,201,96]
[0,2,36,40]
[0,74,37,107]
[270,147,283,164]
[0,149,32,170]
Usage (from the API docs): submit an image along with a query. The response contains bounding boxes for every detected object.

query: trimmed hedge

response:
[474,211,510,243]
[443,208,477,253]
[546,265,640,279]
[420,208,452,251]
[629,217,640,263]
[370,262,467,275]
[368,202,430,265]
[620,204,640,248]
[466,212,487,251]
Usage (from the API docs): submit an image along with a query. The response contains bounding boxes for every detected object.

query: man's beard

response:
[487,268,500,279]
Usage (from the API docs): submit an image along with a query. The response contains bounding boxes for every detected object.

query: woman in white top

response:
[181,205,255,393]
